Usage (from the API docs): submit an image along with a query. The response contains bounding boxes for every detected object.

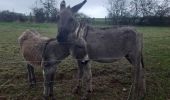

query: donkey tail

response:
[141,52,144,68]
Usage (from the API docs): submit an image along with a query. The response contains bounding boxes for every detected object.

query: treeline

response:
[0,9,89,23]
[107,0,170,26]
[31,0,58,23]
[104,16,170,26]
[0,0,169,26]
[0,0,59,23]
[0,11,28,22]
[0,9,58,23]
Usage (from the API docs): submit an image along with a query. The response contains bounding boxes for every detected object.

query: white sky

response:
[0,0,108,18]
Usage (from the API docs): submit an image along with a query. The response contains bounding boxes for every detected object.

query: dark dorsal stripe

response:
[42,38,57,59]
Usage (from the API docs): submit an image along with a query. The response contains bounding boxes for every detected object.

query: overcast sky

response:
[0,0,108,18]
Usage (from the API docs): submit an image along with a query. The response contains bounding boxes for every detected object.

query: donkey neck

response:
[72,21,88,40]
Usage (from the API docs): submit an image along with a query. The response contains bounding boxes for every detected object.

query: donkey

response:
[18,29,49,87]
[18,30,70,99]
[56,0,146,100]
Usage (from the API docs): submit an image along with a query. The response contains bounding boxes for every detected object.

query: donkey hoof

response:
[43,96,48,100]
[72,89,78,94]
[139,92,146,100]
[72,86,81,94]
[51,97,56,100]
[43,95,55,100]
[81,96,89,100]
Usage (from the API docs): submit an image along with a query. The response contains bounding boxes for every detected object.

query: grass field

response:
[0,22,170,100]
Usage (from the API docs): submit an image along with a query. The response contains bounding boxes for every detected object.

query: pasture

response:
[0,22,170,100]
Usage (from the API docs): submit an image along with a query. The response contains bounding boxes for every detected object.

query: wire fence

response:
[0,55,170,64]
[0,71,169,90]
[0,36,170,99]
[0,79,72,89]
[0,36,170,44]
[0,35,170,45]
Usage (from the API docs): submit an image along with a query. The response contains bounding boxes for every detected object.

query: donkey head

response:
[57,0,87,43]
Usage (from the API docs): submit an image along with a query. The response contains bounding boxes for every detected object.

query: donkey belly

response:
[86,28,135,63]
[87,46,126,63]
[93,58,121,63]
[87,39,128,63]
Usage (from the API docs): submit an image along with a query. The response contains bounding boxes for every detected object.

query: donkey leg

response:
[43,64,57,100]
[81,61,92,100]
[133,63,145,100]
[27,64,36,88]
[126,54,146,100]
[138,63,146,100]
[136,55,146,100]
[73,60,84,94]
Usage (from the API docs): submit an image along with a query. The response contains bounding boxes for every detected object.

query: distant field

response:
[0,22,170,100]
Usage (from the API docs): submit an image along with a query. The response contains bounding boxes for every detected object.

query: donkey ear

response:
[71,0,87,13]
[60,0,66,11]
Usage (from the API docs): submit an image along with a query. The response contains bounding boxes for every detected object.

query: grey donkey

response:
[56,0,146,100]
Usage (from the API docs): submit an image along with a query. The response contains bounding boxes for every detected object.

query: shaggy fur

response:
[18,29,49,66]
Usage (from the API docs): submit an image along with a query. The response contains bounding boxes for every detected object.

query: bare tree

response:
[107,0,170,25]
[138,0,158,17]
[32,0,58,22]
[40,0,58,21]
[130,0,140,17]
[32,8,46,22]
[107,0,127,24]
[155,0,170,17]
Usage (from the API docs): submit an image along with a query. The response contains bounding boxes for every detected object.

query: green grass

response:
[0,22,170,100]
